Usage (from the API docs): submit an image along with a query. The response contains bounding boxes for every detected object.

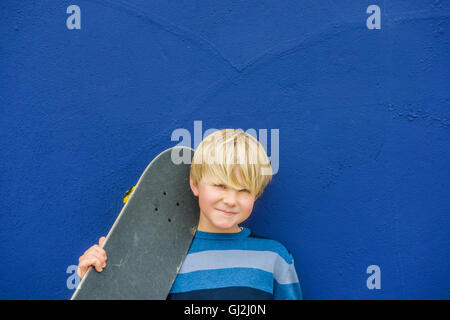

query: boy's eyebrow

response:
[210,181,248,191]
[209,180,227,186]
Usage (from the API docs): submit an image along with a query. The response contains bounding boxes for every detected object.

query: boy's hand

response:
[77,236,107,279]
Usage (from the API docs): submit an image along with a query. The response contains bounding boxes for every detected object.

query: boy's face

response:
[190,171,256,233]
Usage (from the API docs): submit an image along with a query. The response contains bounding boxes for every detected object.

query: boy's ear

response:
[189,175,199,197]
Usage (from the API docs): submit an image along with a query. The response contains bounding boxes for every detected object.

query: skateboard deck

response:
[71,146,199,300]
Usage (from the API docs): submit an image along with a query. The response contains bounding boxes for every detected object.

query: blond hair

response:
[190,129,272,198]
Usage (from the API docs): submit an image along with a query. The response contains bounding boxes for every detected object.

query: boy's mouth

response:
[216,208,238,216]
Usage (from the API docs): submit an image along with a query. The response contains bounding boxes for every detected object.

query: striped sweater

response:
[167,227,303,300]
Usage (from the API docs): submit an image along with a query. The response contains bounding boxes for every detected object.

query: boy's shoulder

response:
[246,230,294,263]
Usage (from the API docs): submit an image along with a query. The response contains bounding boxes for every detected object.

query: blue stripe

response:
[169,268,274,294]
[188,237,293,262]
[273,281,303,300]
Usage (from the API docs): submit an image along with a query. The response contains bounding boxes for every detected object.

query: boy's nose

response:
[222,190,238,206]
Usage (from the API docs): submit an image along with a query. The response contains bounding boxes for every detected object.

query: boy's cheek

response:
[198,194,218,215]
[243,197,255,213]
[236,202,254,221]
[243,206,254,220]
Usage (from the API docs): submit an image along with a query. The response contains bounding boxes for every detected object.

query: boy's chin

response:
[209,219,241,233]
[198,210,243,232]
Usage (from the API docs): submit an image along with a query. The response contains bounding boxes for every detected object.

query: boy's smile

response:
[190,172,256,233]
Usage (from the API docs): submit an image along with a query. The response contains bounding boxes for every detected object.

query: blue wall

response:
[1,1,449,299]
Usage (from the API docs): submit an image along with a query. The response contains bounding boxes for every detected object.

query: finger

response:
[80,256,104,272]
[85,245,107,259]
[94,263,104,272]
[83,252,106,266]
[79,255,101,268]
[92,246,107,259]
[99,236,106,247]
[79,255,106,273]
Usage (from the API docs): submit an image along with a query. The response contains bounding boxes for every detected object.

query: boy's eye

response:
[213,184,249,193]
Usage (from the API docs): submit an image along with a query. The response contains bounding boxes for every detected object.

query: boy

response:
[77,129,303,299]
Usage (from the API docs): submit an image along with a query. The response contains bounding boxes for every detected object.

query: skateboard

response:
[71,146,199,300]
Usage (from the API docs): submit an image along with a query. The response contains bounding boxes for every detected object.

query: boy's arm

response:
[273,255,303,300]
[273,280,303,300]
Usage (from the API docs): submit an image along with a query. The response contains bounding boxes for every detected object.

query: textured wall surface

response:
[1,1,449,299]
